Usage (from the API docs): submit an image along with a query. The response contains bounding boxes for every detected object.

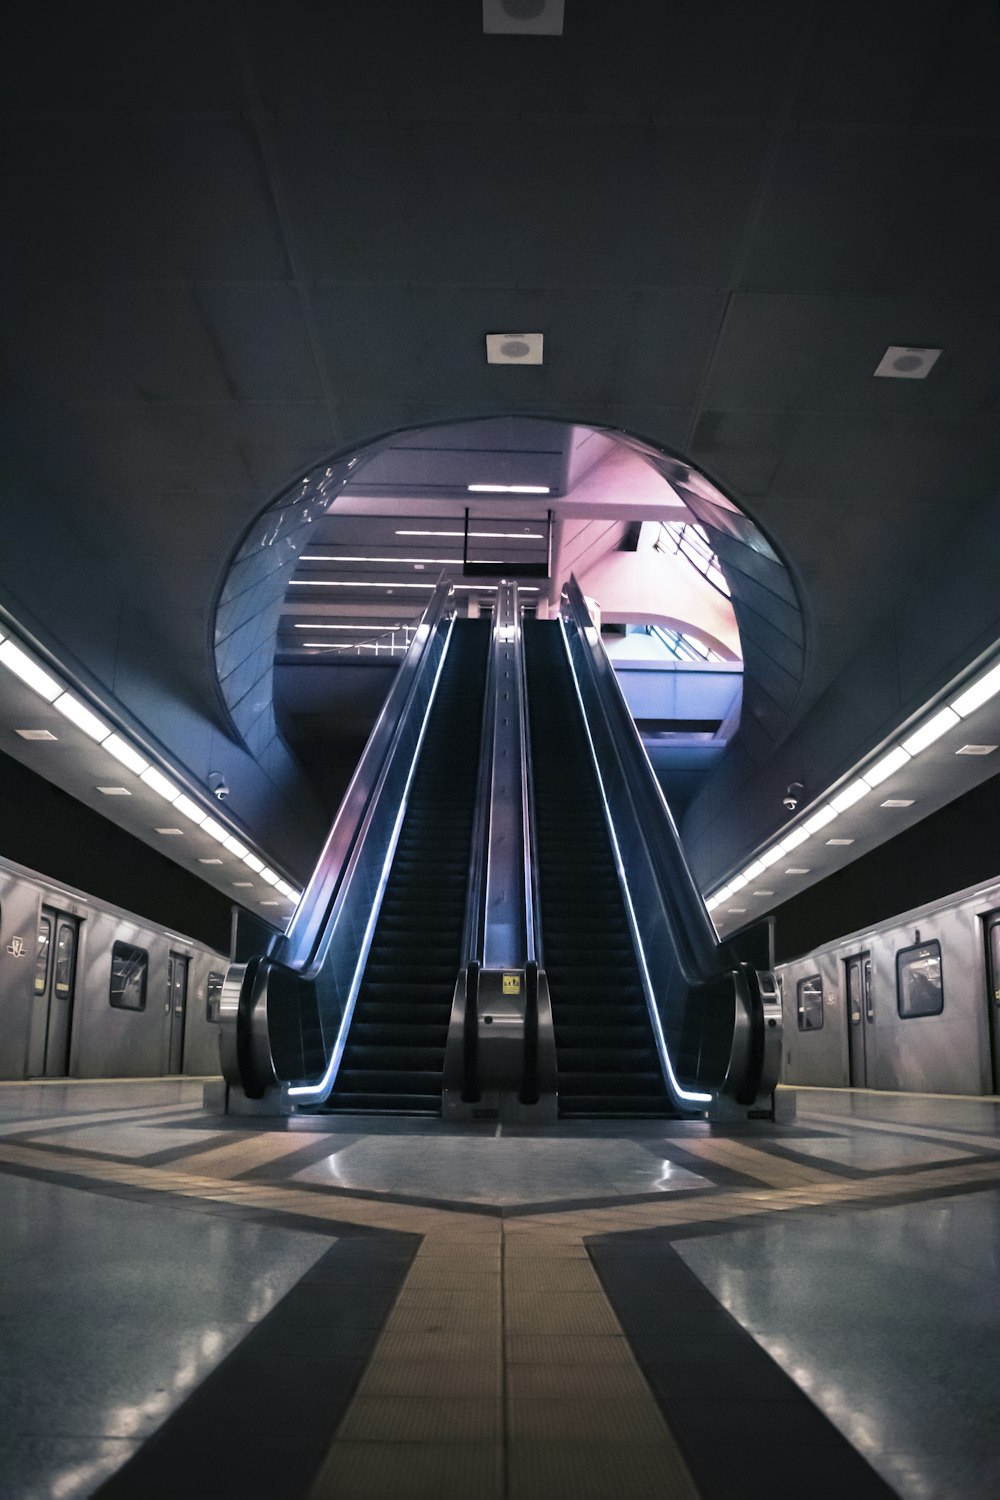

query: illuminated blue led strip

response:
[558,619,713,1107]
[288,616,456,1101]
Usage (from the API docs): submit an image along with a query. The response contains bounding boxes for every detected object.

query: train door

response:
[984,914,1000,1092]
[165,953,188,1074]
[845,951,872,1087]
[30,907,79,1077]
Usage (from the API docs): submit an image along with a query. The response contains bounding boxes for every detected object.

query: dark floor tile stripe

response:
[92,1231,419,1500]
[234,1133,365,1180]
[588,1230,899,1500]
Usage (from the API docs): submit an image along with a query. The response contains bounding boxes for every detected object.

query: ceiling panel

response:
[275,118,768,289]
[0,119,290,282]
[615,289,726,405]
[742,132,1000,296]
[0,399,335,499]
[312,285,633,405]
[789,1,958,128]
[0,0,243,110]
[704,293,1000,419]
[246,0,802,122]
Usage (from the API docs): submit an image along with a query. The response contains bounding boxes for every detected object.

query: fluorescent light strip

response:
[803,804,838,834]
[0,639,61,700]
[140,766,181,803]
[396,529,545,539]
[903,706,960,755]
[53,692,111,742]
[174,794,206,825]
[829,778,871,813]
[290,581,436,589]
[467,484,550,493]
[952,661,1000,718]
[0,623,303,905]
[242,852,265,873]
[758,846,785,869]
[862,745,911,787]
[778,826,809,853]
[293,623,404,631]
[103,734,148,775]
[299,555,457,565]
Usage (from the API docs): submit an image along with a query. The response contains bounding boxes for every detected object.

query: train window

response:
[54,921,76,996]
[206,971,224,1024]
[34,916,51,994]
[797,975,823,1030]
[110,942,148,1011]
[896,941,943,1018]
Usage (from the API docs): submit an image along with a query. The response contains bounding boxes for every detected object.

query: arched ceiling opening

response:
[214,417,804,819]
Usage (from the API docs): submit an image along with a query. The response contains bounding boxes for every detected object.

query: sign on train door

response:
[28,906,78,1077]
[983,914,1000,1093]
[845,951,872,1088]
[165,953,189,1074]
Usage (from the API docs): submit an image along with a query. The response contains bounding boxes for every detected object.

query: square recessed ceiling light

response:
[486,332,544,365]
[96,785,131,795]
[826,837,855,846]
[881,797,914,808]
[233,881,254,888]
[753,890,775,897]
[785,867,810,875]
[16,728,58,740]
[956,744,997,755]
[874,345,941,379]
[198,857,224,865]
[483,0,564,35]
[155,827,183,836]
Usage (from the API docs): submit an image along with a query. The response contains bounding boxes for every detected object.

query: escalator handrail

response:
[276,576,455,972]
[560,575,723,984]
[458,619,497,969]
[517,607,542,969]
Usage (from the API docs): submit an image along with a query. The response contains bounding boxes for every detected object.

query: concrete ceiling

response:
[1,0,999,911]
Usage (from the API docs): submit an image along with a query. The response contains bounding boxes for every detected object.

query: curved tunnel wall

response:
[214,451,372,776]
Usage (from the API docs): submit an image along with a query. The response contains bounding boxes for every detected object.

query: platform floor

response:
[0,1081,998,1500]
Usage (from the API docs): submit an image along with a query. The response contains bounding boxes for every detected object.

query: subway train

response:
[776,874,1000,1096]
[0,855,227,1081]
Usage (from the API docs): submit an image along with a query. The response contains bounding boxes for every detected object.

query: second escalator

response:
[524,618,671,1116]
[325,617,490,1113]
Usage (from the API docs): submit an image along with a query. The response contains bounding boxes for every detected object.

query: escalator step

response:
[325,618,489,1116]
[525,618,672,1120]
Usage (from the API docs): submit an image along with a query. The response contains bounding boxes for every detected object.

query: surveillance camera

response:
[208,773,230,801]
[783,781,804,812]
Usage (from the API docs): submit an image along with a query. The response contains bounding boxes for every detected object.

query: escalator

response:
[524,619,671,1116]
[325,617,490,1113]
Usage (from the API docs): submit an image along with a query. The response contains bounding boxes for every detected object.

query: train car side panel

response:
[0,870,40,1079]
[778,877,999,1097]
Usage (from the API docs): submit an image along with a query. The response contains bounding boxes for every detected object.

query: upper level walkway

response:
[0,1081,997,1500]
